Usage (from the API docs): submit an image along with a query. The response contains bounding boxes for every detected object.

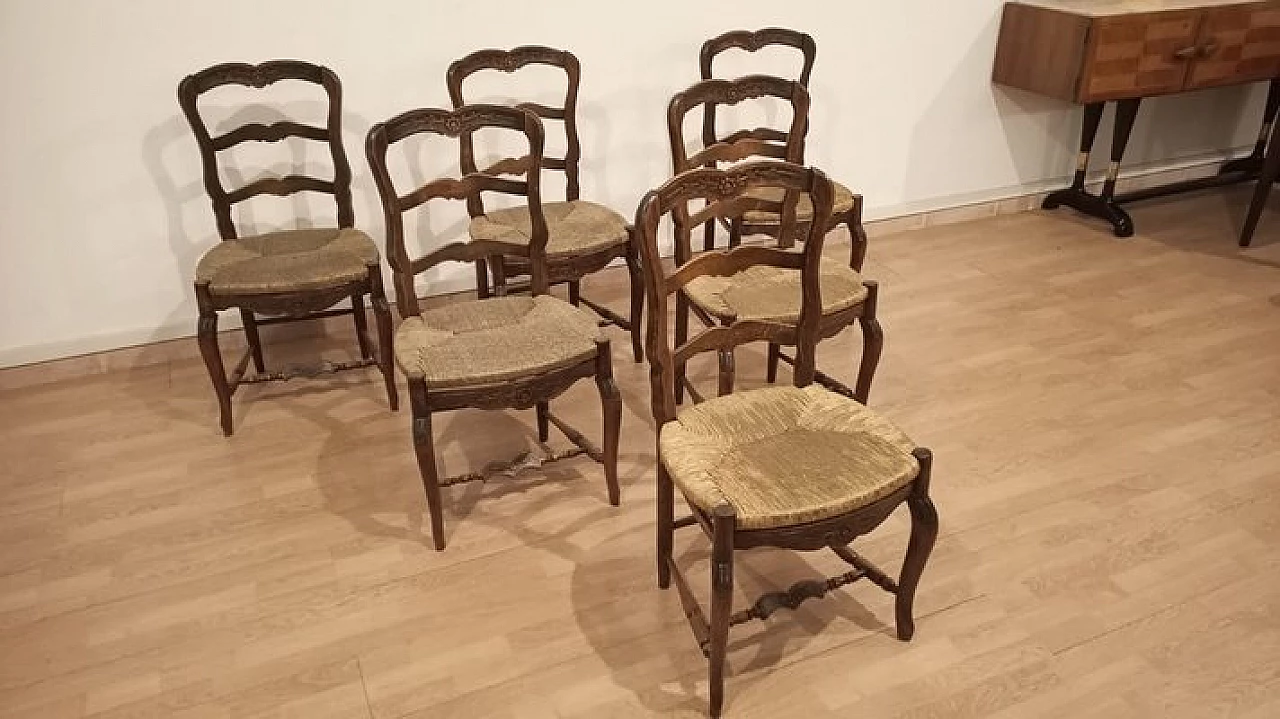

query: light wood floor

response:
[5,188,1280,718]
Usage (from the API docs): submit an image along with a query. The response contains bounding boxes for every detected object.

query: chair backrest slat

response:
[668,75,808,173]
[700,29,816,159]
[700,28,817,86]
[365,105,548,316]
[447,46,583,211]
[667,76,810,259]
[178,60,354,239]
[634,161,835,426]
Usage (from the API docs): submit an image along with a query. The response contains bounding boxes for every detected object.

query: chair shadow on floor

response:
[1130,184,1280,267]
[307,379,647,548]
[462,472,895,715]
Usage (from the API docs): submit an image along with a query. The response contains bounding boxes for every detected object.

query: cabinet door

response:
[1186,1,1280,90]
[1078,11,1202,102]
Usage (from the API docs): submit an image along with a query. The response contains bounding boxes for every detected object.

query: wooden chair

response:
[178,60,398,436]
[365,104,621,551]
[668,76,883,404]
[698,28,866,267]
[447,46,644,363]
[701,27,816,159]
[635,161,938,718]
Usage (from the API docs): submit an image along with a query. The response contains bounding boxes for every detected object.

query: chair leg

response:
[239,308,265,374]
[896,448,938,641]
[370,269,400,411]
[855,281,884,404]
[197,310,234,437]
[702,217,717,252]
[656,464,674,589]
[475,258,492,299]
[675,292,689,404]
[409,380,445,550]
[766,343,781,383]
[491,258,508,297]
[625,240,645,363]
[569,280,582,306]
[595,340,621,506]
[536,401,550,443]
[847,213,869,273]
[708,505,735,718]
[717,349,735,397]
[351,293,372,360]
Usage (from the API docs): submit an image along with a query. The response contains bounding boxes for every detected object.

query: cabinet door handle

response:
[1173,45,1198,61]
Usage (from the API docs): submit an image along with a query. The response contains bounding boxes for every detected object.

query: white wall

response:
[0,0,1266,368]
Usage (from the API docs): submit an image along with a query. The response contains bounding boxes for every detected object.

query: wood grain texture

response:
[1081,10,1202,100]
[995,1,1280,103]
[993,4,1093,102]
[1186,1,1280,89]
[4,191,1280,716]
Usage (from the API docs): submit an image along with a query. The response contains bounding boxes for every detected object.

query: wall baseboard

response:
[0,149,1251,391]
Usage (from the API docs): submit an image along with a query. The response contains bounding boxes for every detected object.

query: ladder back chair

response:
[179,60,398,436]
[635,161,938,718]
[365,104,621,551]
[668,76,883,404]
[700,27,817,162]
[447,46,644,362]
[699,29,867,263]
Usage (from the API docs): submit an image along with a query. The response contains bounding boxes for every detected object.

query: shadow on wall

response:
[907,9,1261,205]
[140,100,389,352]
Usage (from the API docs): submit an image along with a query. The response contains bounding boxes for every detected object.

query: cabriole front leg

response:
[195,284,234,436]
[594,339,622,506]
[855,281,884,405]
[896,447,938,641]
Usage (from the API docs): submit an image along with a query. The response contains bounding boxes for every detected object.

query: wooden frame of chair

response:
[702,29,875,385]
[667,75,882,405]
[635,161,938,718]
[699,29,866,261]
[366,104,621,550]
[447,46,645,363]
[178,60,399,436]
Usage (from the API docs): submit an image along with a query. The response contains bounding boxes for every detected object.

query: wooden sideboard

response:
[994,0,1280,236]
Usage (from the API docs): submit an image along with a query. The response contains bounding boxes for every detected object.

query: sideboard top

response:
[1015,0,1264,16]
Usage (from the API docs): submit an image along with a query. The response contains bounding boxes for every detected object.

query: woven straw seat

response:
[469,200,630,257]
[393,295,603,388]
[683,257,867,323]
[195,227,380,296]
[741,180,856,224]
[659,385,919,530]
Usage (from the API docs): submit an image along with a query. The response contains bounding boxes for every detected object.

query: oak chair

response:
[668,75,882,404]
[698,28,866,266]
[635,161,937,718]
[178,60,399,436]
[447,46,644,362]
[366,104,621,551]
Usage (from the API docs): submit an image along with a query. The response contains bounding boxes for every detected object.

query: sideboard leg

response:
[1222,78,1280,177]
[1044,102,1104,210]
[1043,100,1137,238]
[1240,111,1280,247]
[1099,98,1140,237]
